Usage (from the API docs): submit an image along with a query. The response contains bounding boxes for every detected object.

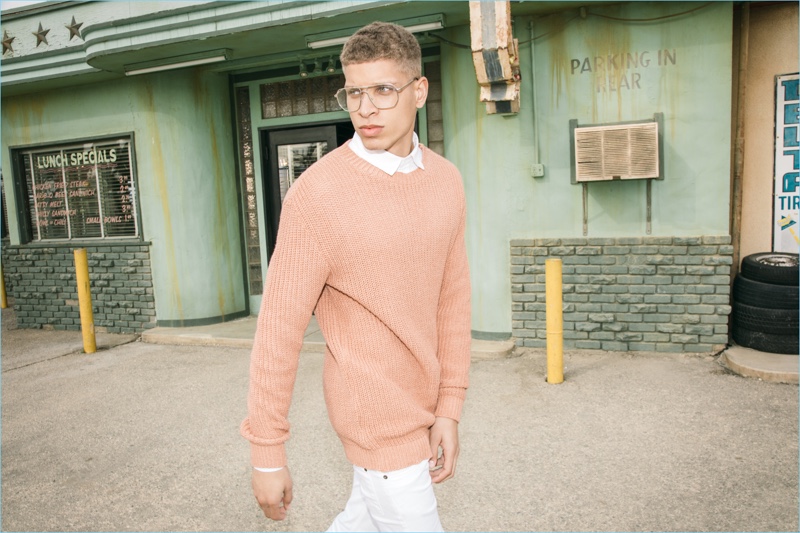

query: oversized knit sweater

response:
[241,142,471,472]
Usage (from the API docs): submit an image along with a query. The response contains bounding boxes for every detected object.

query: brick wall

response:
[510,236,733,353]
[2,242,156,333]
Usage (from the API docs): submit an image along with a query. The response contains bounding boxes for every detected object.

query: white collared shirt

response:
[348,132,425,175]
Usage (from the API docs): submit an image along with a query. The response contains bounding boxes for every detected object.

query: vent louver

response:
[572,121,660,182]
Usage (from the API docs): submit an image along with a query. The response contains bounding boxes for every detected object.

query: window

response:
[260,75,345,119]
[17,136,138,242]
[236,86,263,295]
[1,171,8,239]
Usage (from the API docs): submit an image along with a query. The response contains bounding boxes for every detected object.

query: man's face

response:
[343,59,428,158]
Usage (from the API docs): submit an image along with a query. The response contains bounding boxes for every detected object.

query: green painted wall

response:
[1,68,246,324]
[441,2,733,336]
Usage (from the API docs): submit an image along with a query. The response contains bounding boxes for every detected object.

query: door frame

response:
[261,125,337,260]
[259,120,355,261]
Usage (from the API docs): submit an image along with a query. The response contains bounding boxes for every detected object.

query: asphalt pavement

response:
[1,306,798,532]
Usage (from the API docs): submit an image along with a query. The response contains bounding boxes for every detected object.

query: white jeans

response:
[326,460,444,532]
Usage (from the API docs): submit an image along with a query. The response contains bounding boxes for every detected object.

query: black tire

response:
[731,302,798,335]
[740,252,799,286]
[732,274,799,310]
[732,326,799,355]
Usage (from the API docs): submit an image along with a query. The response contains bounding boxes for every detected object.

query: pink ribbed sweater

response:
[241,142,471,472]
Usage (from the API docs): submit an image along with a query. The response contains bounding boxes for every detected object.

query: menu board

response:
[24,138,137,241]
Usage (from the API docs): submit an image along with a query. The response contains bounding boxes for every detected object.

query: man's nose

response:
[358,92,378,115]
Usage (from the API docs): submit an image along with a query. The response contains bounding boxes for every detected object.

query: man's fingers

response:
[265,503,286,521]
[284,481,293,511]
[259,494,290,521]
[429,417,460,483]
[267,486,293,520]
[252,468,292,521]
[430,449,457,483]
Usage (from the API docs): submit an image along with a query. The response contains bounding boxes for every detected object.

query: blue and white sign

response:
[774,73,800,253]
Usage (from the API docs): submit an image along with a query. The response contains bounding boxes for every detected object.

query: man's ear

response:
[415,76,429,109]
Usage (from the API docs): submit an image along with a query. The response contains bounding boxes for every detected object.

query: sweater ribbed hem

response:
[342,430,433,472]
[250,443,288,469]
[434,393,466,422]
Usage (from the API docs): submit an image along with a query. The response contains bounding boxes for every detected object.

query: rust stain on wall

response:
[210,110,229,319]
[196,70,236,318]
[143,80,183,318]
[584,14,633,124]
[551,3,688,125]
[4,94,45,145]
[546,11,574,108]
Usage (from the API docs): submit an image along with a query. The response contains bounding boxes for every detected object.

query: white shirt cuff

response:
[253,466,285,473]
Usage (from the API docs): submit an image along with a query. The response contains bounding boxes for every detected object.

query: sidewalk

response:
[141,314,518,361]
[140,314,799,383]
[2,307,798,532]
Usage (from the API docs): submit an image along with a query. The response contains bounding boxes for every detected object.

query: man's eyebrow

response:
[344,81,399,88]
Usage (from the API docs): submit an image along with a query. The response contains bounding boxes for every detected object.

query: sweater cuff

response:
[250,443,288,469]
[434,392,466,422]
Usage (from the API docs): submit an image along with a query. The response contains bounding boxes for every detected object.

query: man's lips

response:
[359,125,383,137]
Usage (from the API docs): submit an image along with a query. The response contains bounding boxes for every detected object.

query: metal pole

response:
[545,258,564,384]
[0,264,7,309]
[73,248,96,354]
[731,3,750,279]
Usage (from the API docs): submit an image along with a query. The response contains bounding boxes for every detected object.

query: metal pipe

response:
[582,183,589,235]
[529,18,540,164]
[731,3,749,277]
[546,258,564,384]
[74,248,96,354]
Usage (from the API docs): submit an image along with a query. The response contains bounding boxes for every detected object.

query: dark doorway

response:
[261,121,354,260]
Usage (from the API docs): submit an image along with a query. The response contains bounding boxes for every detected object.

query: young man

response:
[241,21,471,532]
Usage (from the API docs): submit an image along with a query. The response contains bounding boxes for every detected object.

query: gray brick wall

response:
[510,236,733,353]
[2,242,156,333]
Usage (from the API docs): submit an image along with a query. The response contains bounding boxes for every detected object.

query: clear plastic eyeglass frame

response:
[334,78,419,112]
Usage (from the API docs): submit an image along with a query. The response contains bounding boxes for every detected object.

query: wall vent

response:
[570,114,663,184]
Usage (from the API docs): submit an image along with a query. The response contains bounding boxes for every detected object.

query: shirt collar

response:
[348,132,425,175]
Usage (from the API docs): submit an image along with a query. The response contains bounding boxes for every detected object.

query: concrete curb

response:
[141,324,516,360]
[720,345,799,384]
[140,331,253,350]
[470,338,516,360]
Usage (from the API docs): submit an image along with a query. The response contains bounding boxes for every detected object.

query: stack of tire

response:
[731,252,799,355]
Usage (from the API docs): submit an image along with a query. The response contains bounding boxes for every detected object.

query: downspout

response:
[731,3,749,278]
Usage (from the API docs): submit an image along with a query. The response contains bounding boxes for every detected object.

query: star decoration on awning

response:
[65,16,83,41]
[33,22,50,47]
[2,30,15,55]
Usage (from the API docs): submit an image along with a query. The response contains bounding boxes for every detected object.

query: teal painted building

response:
[2,1,790,352]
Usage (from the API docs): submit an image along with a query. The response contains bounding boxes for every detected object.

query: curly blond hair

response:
[340,22,422,78]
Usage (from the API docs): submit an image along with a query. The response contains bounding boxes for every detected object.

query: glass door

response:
[262,123,352,260]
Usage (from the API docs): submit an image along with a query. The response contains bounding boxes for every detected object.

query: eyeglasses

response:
[334,78,419,112]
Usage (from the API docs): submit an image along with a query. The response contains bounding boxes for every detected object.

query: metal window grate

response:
[236,86,263,295]
[573,122,659,182]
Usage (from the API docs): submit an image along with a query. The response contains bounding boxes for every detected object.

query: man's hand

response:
[429,416,459,483]
[252,467,293,521]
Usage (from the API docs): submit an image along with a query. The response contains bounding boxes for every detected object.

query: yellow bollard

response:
[0,264,7,309]
[73,248,97,354]
[545,258,564,384]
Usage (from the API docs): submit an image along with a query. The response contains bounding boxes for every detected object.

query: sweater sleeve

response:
[240,195,330,468]
[434,199,472,422]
